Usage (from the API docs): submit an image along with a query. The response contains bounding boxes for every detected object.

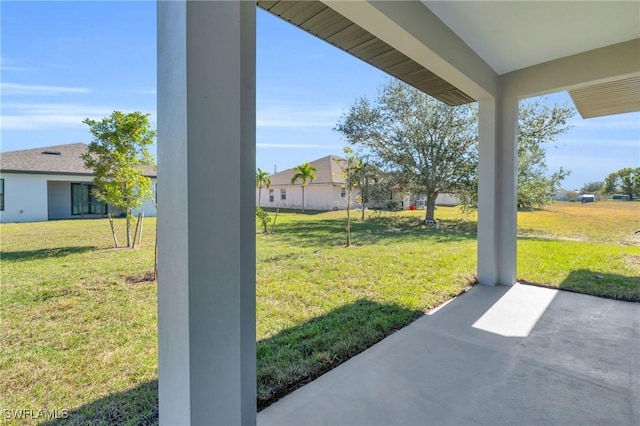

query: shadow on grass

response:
[257,299,421,410]
[522,269,640,302]
[267,216,477,248]
[42,380,158,426]
[48,300,420,424]
[0,246,97,262]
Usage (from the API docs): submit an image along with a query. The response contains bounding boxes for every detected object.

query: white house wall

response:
[435,193,460,206]
[0,172,157,223]
[133,190,157,218]
[0,173,49,223]
[258,184,349,211]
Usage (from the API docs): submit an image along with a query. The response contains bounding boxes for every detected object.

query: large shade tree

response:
[335,79,477,221]
[82,111,156,247]
[515,100,573,209]
[291,162,317,213]
[337,80,575,219]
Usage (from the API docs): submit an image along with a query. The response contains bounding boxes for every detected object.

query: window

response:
[0,178,4,211]
[71,183,107,215]
[341,187,346,198]
[280,188,286,201]
[269,189,274,203]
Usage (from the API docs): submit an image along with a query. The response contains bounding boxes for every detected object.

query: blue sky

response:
[1,1,638,190]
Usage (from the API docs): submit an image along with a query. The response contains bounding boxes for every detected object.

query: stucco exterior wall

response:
[0,172,157,223]
[257,183,350,211]
[436,193,460,206]
[0,173,49,222]
[256,184,465,211]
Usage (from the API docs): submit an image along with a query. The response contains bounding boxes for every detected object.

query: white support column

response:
[477,94,518,286]
[157,1,256,425]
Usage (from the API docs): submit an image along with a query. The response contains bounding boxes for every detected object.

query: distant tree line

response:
[578,168,639,200]
[604,167,639,200]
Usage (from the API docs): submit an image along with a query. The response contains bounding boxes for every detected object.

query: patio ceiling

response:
[424,1,640,117]
[259,1,640,118]
[424,1,639,75]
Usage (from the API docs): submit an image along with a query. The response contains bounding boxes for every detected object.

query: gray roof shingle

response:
[0,143,157,177]
[269,155,347,186]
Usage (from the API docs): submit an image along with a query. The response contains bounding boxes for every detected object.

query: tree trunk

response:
[346,200,351,247]
[132,212,144,248]
[132,215,139,249]
[258,185,262,207]
[270,207,279,233]
[301,186,305,213]
[425,195,437,222]
[108,212,119,248]
[361,199,366,220]
[138,212,144,245]
[126,210,132,247]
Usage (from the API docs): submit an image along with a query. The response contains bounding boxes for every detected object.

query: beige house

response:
[257,155,349,211]
[257,155,462,211]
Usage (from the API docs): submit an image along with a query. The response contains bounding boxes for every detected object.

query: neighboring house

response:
[0,143,157,223]
[412,193,461,208]
[256,154,461,211]
[374,190,460,210]
[257,155,349,211]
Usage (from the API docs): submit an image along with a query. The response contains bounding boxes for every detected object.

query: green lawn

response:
[0,201,638,424]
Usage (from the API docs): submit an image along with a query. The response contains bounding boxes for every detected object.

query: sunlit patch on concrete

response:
[472,283,558,337]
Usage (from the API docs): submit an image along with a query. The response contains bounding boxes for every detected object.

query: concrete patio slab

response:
[258,283,640,426]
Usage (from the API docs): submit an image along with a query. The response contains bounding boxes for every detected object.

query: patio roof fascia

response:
[322,0,498,102]
[569,76,640,119]
[499,38,640,102]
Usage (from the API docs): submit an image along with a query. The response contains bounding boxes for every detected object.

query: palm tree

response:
[291,162,317,213]
[256,168,271,207]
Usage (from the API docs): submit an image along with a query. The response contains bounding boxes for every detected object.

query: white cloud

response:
[1,82,90,96]
[257,101,343,128]
[257,143,343,149]
[0,103,154,130]
[0,57,31,71]
[0,65,31,71]
[134,89,157,95]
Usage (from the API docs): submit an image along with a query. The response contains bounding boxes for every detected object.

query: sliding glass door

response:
[71,183,107,215]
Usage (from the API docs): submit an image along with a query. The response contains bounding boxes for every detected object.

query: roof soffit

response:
[257,0,475,105]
